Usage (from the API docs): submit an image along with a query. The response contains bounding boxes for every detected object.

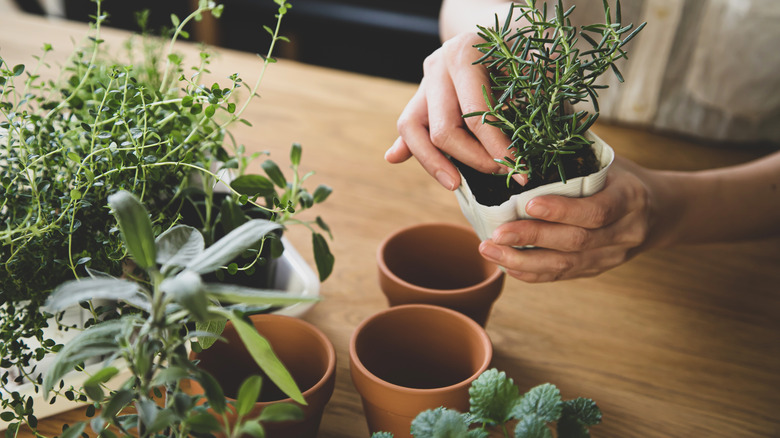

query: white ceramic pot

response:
[454,131,614,241]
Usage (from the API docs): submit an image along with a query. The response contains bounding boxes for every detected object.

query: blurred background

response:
[9,0,443,83]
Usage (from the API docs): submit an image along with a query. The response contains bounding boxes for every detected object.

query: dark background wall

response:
[16,0,443,83]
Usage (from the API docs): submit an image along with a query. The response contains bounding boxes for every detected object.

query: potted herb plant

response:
[371,368,602,438]
[0,0,333,432]
[453,0,645,240]
[41,190,316,438]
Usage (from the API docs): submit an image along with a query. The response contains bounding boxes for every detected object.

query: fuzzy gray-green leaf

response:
[186,219,281,274]
[156,225,205,273]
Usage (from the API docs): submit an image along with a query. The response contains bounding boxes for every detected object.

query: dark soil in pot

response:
[452,146,601,206]
[177,191,282,292]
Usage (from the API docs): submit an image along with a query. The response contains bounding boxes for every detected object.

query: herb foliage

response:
[465,0,645,185]
[0,0,332,432]
[42,190,312,437]
[372,368,602,438]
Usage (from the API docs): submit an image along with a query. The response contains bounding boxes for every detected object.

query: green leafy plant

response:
[0,0,332,432]
[465,0,645,186]
[41,190,313,438]
[372,368,602,438]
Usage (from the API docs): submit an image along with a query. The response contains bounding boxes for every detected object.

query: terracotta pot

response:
[189,314,336,438]
[377,222,505,327]
[455,130,615,241]
[349,304,493,438]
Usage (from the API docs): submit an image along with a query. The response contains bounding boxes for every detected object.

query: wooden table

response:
[2,6,779,437]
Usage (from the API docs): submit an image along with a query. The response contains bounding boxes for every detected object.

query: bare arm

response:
[439,0,515,41]
[477,151,780,283]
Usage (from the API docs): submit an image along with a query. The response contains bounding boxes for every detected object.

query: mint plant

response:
[373,368,602,438]
[41,190,313,438]
[465,0,645,187]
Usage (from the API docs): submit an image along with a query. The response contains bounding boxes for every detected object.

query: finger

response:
[385,136,412,163]
[525,173,644,229]
[396,82,461,190]
[424,43,501,175]
[479,240,621,282]
[492,216,646,252]
[442,35,512,168]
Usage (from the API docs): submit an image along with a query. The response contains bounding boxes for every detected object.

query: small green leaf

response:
[289,143,302,166]
[197,370,226,414]
[514,415,552,438]
[226,313,305,405]
[195,319,227,350]
[410,407,470,438]
[231,174,275,198]
[186,220,282,274]
[312,185,332,203]
[186,412,222,433]
[84,367,119,387]
[312,233,334,281]
[160,270,209,321]
[101,389,134,419]
[108,191,156,269]
[236,375,263,418]
[512,383,562,423]
[12,64,24,76]
[258,402,304,422]
[156,225,205,273]
[59,422,86,438]
[261,160,286,188]
[469,369,521,425]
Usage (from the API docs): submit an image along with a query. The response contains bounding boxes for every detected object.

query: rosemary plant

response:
[465,0,646,186]
[1,0,332,432]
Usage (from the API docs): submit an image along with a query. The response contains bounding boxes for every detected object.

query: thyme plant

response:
[1,0,332,432]
[465,0,646,185]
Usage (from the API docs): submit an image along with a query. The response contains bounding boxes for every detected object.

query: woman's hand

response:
[385,32,527,189]
[477,157,662,282]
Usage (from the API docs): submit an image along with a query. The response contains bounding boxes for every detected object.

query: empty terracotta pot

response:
[349,304,493,438]
[189,314,336,438]
[377,222,505,326]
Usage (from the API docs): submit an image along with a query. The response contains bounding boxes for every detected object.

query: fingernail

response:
[384,142,398,160]
[493,232,517,246]
[526,201,548,218]
[479,242,501,261]
[435,170,457,191]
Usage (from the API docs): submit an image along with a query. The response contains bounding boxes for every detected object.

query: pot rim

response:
[376,222,503,295]
[348,304,493,395]
[191,313,337,407]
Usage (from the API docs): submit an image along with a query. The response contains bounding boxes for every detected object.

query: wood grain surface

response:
[2,6,778,437]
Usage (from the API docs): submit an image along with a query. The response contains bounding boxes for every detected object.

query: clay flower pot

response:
[455,131,615,241]
[190,314,336,438]
[349,304,493,438]
[377,222,505,326]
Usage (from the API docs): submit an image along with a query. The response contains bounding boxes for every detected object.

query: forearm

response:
[647,151,780,247]
[439,0,517,41]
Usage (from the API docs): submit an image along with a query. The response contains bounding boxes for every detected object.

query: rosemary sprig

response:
[464,0,646,185]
